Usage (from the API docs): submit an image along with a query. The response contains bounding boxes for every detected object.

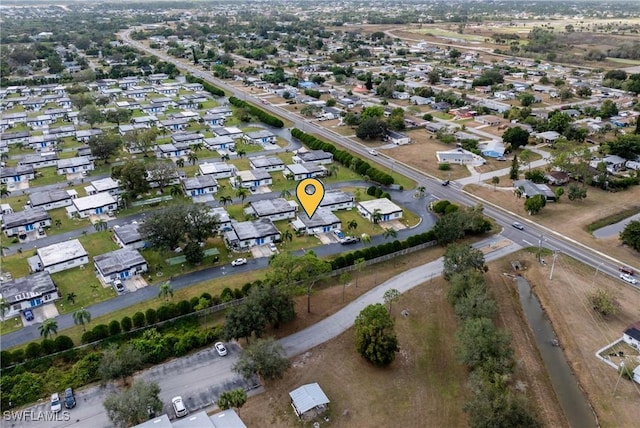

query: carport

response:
[289,383,330,421]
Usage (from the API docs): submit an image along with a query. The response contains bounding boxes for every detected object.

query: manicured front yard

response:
[53,266,115,314]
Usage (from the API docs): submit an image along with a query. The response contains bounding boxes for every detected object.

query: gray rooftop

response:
[0,271,56,305]
[286,163,325,175]
[19,152,58,165]
[249,155,284,169]
[57,157,91,168]
[132,415,172,428]
[227,219,280,241]
[94,248,146,276]
[296,150,333,162]
[29,189,71,207]
[37,239,87,267]
[113,223,143,245]
[250,198,296,217]
[297,208,341,228]
[172,411,216,428]
[2,208,50,229]
[1,165,34,178]
[320,190,354,208]
[513,179,556,199]
[183,175,218,190]
[246,130,275,139]
[289,383,330,415]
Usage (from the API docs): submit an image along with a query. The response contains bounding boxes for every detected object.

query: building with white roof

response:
[67,193,118,218]
[28,239,89,274]
[85,177,122,196]
[357,198,403,223]
[291,209,341,235]
[248,198,298,221]
[198,162,236,179]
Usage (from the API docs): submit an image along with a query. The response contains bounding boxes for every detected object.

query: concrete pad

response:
[379,219,407,231]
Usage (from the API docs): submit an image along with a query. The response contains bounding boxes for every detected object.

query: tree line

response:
[228,96,284,128]
[185,73,225,97]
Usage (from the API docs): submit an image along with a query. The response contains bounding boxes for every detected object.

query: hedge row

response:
[229,96,284,128]
[1,336,74,368]
[331,230,436,270]
[291,128,394,186]
[366,185,392,200]
[185,74,225,97]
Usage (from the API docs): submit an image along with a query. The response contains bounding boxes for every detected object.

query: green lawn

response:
[32,167,67,187]
[0,317,23,335]
[431,111,454,120]
[78,230,119,257]
[47,208,91,235]
[0,252,31,278]
[234,142,263,155]
[1,194,29,212]
[200,100,219,109]
[52,266,115,314]
[334,209,382,237]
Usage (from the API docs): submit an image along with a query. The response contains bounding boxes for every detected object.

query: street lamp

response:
[592,262,605,286]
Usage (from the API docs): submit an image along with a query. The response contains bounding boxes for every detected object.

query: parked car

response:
[268,242,278,253]
[620,273,638,285]
[512,222,524,230]
[51,393,62,413]
[496,156,507,161]
[231,258,247,266]
[215,342,228,357]
[23,309,34,321]
[64,387,76,409]
[114,279,125,293]
[333,230,345,240]
[171,396,188,418]
[619,266,634,276]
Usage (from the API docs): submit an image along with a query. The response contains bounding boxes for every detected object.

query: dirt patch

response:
[512,251,640,427]
[465,183,640,266]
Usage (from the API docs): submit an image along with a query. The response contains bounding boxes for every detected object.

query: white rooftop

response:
[73,193,117,211]
[357,198,403,215]
[37,239,87,267]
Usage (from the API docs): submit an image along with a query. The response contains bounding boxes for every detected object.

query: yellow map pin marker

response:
[296,178,325,218]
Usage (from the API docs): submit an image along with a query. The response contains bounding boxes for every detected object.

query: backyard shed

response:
[289,383,330,420]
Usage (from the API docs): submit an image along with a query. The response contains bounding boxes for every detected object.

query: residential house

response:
[454,131,480,142]
[291,209,341,235]
[27,134,58,151]
[172,132,204,147]
[0,131,30,145]
[18,152,58,169]
[208,106,233,117]
[203,136,235,151]
[210,207,232,232]
[250,156,286,172]
[410,95,432,106]
[203,113,226,127]
[235,169,273,189]
[75,128,102,143]
[94,248,148,284]
[0,271,59,319]
[248,198,298,221]
[159,118,189,132]
[2,208,51,237]
[211,126,244,139]
[536,131,561,144]
[113,222,146,249]
[83,178,121,196]
[199,162,236,179]
[155,143,191,159]
[243,130,277,145]
[622,321,640,350]
[67,193,118,218]
[284,163,327,181]
[385,130,410,145]
[182,175,218,198]
[513,179,556,201]
[1,165,35,185]
[474,115,502,126]
[432,102,450,111]
[319,190,355,211]
[56,157,94,175]
[357,199,403,223]
[544,171,570,186]
[479,140,506,158]
[425,122,449,134]
[436,148,486,166]
[26,114,53,129]
[224,219,281,250]
[28,239,89,274]
[292,150,334,165]
[589,155,627,174]
[28,189,75,210]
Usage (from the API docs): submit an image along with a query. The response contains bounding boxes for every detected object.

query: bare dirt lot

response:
[239,247,568,428]
[465,183,640,266]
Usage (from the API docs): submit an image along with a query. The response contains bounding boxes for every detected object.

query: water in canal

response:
[514,276,598,428]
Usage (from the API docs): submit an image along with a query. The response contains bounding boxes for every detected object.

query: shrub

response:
[81,331,95,344]
[145,308,157,325]
[92,324,110,341]
[220,287,235,302]
[54,335,74,352]
[25,342,42,360]
[108,320,122,336]
[177,300,192,315]
[40,338,55,355]
[132,312,145,329]
[438,163,451,171]
[0,350,12,368]
[120,316,133,332]
[11,349,24,364]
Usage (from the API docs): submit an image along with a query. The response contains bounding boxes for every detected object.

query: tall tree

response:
[88,133,123,164]
[103,380,163,427]
[443,244,487,281]
[502,127,529,150]
[99,344,144,382]
[123,128,157,157]
[217,388,248,415]
[524,194,546,215]
[39,318,58,339]
[79,105,104,127]
[620,220,640,252]
[147,161,178,193]
[509,154,519,180]
[354,303,399,366]
[106,108,132,126]
[113,160,149,198]
[232,338,290,381]
[73,307,92,332]
[157,282,174,301]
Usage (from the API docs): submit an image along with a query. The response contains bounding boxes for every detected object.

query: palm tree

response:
[0,152,8,162]
[236,188,248,202]
[176,158,185,168]
[236,149,246,158]
[192,142,204,152]
[347,219,358,232]
[220,154,230,162]
[372,208,382,224]
[67,292,77,304]
[283,229,294,245]
[383,228,398,240]
[94,219,108,232]
[158,282,174,301]
[187,152,199,165]
[327,164,339,178]
[416,186,426,198]
[219,195,232,206]
[491,176,500,191]
[73,308,91,332]
[39,318,58,339]
[280,189,292,199]
[54,219,62,228]
[170,185,183,197]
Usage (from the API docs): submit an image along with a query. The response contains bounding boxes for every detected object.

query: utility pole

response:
[549,251,559,280]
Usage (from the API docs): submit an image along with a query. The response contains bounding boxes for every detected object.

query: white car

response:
[215,342,228,357]
[268,242,278,253]
[368,149,378,156]
[231,258,247,267]
[171,396,188,418]
[51,393,62,413]
[620,273,638,285]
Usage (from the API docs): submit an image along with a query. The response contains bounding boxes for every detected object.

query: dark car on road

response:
[619,266,634,276]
